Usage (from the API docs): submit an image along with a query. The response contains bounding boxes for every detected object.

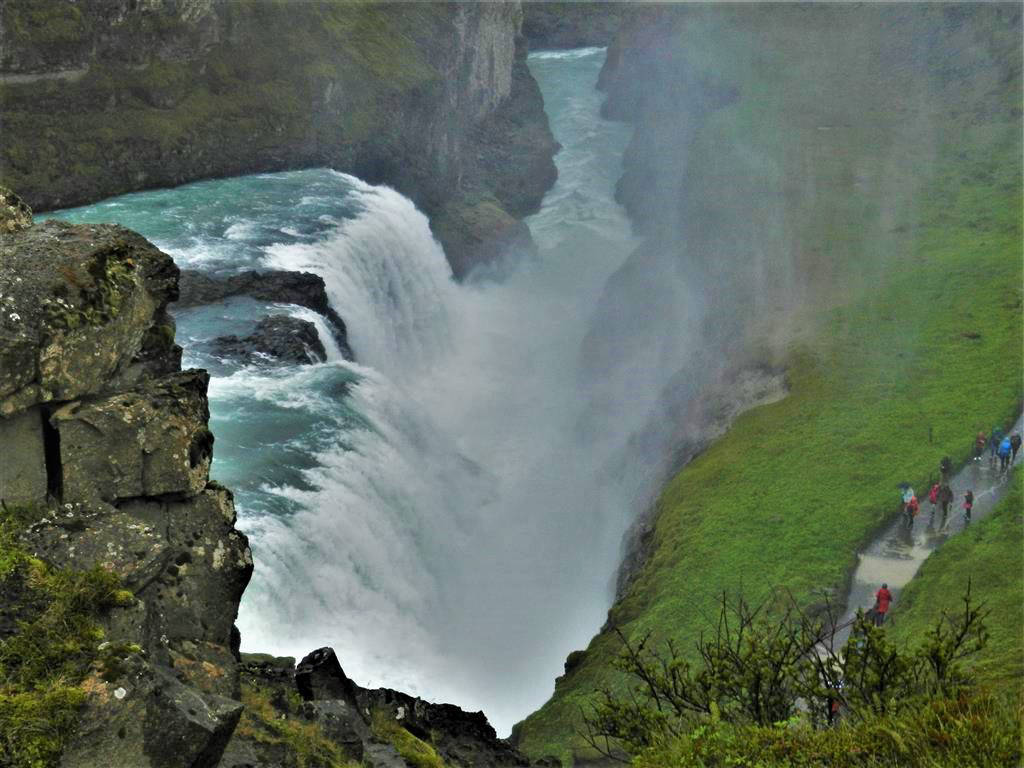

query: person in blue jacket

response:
[998,435,1012,472]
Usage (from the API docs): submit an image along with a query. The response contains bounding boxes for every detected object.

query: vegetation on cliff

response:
[0,503,134,768]
[515,5,1022,762]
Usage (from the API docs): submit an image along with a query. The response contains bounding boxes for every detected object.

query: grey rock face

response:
[211,315,327,366]
[51,370,213,505]
[1,211,251,767]
[0,219,180,417]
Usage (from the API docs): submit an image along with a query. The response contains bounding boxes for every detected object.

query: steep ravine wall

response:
[0,0,557,278]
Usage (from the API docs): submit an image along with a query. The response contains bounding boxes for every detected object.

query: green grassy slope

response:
[516,7,1022,762]
[888,469,1023,696]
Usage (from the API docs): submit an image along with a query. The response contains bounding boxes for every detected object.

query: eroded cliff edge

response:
[0,0,557,278]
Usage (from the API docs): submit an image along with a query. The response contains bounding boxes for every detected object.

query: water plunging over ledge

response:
[45,48,663,734]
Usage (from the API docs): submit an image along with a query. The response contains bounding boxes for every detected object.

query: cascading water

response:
[46,48,686,734]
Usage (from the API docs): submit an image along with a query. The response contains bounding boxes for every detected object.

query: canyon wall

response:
[0,0,557,277]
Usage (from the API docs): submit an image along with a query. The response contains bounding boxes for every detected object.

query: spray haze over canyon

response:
[1,2,1020,766]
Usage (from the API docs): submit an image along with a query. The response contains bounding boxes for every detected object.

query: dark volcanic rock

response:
[211,315,327,366]
[295,647,363,705]
[222,646,537,768]
[177,269,353,360]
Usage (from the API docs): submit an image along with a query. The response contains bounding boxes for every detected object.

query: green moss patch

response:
[235,681,358,768]
[371,710,448,768]
[0,504,132,767]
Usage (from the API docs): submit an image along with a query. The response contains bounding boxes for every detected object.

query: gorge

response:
[1,3,1021,768]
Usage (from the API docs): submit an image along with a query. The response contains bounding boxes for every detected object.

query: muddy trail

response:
[827,414,1023,648]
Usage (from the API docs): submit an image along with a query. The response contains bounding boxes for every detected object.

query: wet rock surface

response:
[177,269,352,360]
[211,315,327,366]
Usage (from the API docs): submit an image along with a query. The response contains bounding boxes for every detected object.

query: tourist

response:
[904,494,919,528]
[963,490,974,523]
[873,583,892,626]
[1010,433,1021,463]
[998,435,1012,472]
[938,483,954,520]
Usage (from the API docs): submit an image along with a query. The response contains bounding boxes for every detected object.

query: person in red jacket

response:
[873,583,893,626]
[904,495,919,528]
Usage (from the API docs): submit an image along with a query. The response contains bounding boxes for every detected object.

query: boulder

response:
[0,219,180,416]
[62,657,243,768]
[211,315,326,365]
[177,269,353,360]
[295,647,363,705]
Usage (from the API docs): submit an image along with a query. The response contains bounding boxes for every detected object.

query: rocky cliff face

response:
[0,188,253,766]
[521,1,630,50]
[0,0,557,278]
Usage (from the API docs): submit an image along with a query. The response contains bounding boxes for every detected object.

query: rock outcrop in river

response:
[0,1,557,277]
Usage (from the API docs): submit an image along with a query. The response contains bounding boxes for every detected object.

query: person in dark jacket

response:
[1010,433,1021,463]
[989,427,1003,464]
[940,455,952,480]
[938,483,954,522]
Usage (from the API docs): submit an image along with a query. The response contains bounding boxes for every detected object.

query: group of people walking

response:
[878,423,1020,626]
[899,426,1019,530]
[973,426,1021,471]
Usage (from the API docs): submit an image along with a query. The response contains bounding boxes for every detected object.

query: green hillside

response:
[515,7,1023,763]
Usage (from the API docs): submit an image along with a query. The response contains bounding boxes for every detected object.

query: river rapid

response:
[45,48,664,734]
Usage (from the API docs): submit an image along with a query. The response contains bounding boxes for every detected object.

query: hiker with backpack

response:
[998,435,1012,472]
[1011,433,1022,464]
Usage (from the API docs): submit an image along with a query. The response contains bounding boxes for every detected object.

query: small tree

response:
[580,585,989,760]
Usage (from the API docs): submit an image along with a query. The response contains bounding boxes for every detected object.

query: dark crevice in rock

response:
[40,407,63,500]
